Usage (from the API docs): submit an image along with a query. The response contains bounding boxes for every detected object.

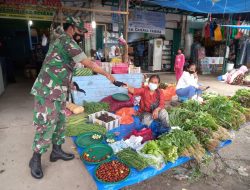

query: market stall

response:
[65,88,250,190]
[127,9,175,72]
[146,0,250,75]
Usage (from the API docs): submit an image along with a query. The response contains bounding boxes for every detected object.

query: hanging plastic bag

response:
[42,34,48,46]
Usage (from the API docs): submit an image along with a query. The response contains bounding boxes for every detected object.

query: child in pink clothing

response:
[174,49,185,81]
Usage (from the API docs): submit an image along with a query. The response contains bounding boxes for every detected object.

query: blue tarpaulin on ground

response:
[71,116,232,190]
[146,0,250,14]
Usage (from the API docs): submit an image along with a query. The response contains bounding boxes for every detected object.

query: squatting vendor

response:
[124,75,171,131]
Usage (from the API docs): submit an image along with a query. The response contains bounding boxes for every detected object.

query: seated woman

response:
[124,75,170,131]
[176,63,207,99]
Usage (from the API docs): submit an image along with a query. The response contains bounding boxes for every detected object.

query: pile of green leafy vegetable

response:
[116,148,149,171]
[159,130,205,162]
[169,105,230,151]
[157,140,178,163]
[232,101,250,121]
[202,92,219,101]
[202,96,246,130]
[141,140,178,163]
[181,100,203,112]
[141,140,164,157]
[169,108,195,127]
[84,102,110,114]
[159,130,199,154]
[183,111,219,131]
[65,114,106,136]
[231,89,250,108]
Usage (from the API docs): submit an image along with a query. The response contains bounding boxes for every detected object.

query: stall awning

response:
[146,0,250,14]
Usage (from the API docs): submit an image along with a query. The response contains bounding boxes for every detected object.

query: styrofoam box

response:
[128,66,141,74]
[88,111,121,131]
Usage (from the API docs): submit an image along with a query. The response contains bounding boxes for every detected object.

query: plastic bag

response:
[136,143,165,170]
[124,135,143,150]
[134,96,141,106]
[125,128,153,143]
[41,34,48,46]
[116,107,135,125]
[149,121,171,138]
[109,140,129,153]
[162,86,176,101]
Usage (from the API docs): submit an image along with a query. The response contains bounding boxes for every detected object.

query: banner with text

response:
[0,4,55,21]
[128,10,165,35]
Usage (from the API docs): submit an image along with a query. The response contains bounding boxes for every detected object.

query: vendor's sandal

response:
[50,144,75,162]
[29,152,43,179]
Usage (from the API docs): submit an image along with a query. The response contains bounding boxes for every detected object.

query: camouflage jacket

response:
[31,32,87,102]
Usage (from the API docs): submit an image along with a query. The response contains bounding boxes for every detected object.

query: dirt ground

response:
[0,73,249,190]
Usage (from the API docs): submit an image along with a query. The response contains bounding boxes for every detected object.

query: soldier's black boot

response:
[50,144,74,162]
[29,152,43,179]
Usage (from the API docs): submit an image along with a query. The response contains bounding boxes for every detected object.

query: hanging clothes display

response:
[231,21,238,39]
[214,25,223,41]
[210,22,215,40]
[235,20,243,39]
[204,22,210,39]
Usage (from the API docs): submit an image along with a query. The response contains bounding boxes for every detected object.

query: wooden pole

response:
[124,0,129,42]
[124,0,129,63]
[60,7,63,26]
[222,14,233,74]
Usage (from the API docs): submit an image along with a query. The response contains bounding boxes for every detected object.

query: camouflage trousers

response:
[32,96,66,154]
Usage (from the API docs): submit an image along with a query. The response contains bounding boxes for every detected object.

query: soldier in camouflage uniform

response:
[29,16,115,179]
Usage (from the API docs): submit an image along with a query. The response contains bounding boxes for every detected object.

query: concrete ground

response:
[0,73,249,190]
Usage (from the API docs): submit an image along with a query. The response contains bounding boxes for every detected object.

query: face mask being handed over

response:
[148,83,158,91]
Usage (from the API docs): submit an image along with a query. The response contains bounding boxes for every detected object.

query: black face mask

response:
[73,33,83,43]
[189,70,195,74]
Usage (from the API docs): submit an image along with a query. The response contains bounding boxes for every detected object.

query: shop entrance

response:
[0,18,50,85]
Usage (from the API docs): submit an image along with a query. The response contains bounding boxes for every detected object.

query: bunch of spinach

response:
[203,96,246,130]
[84,102,110,114]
